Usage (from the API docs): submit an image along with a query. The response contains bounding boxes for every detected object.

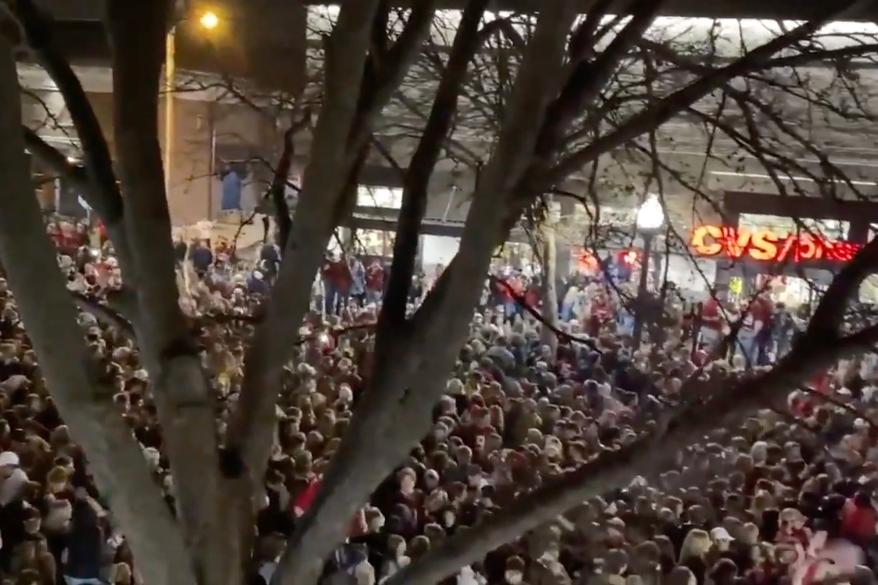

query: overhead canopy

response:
[33,0,878,22]
[31,0,308,96]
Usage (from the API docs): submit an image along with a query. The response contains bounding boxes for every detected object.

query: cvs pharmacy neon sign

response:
[690,225,862,262]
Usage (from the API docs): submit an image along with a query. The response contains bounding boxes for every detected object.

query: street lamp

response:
[631,194,665,348]
[199,11,220,30]
[164,9,222,193]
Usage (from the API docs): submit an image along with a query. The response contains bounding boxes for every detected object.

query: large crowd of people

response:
[0,217,876,585]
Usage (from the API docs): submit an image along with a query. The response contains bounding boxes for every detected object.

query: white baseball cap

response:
[0,451,20,467]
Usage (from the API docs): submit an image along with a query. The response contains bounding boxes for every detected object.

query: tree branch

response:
[390,188,878,584]
[809,238,878,337]
[106,2,234,582]
[379,0,490,329]
[0,36,194,585]
[798,386,878,431]
[490,276,601,352]
[274,5,581,585]
[6,0,123,224]
[354,0,438,145]
[22,127,90,193]
[269,111,310,250]
[639,39,870,200]
[765,43,878,69]
[70,292,136,339]
[533,0,664,165]
[567,0,616,61]
[543,1,865,188]
[387,307,875,585]
[231,0,386,453]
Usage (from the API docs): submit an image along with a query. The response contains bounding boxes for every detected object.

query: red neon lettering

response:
[798,234,817,261]
[690,225,723,256]
[721,226,751,258]
[776,235,796,263]
[749,230,779,260]
[689,225,862,263]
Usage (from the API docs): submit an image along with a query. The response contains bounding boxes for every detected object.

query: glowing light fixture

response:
[199,10,219,30]
[635,193,665,233]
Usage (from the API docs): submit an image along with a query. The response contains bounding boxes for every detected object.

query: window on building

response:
[738,213,850,240]
[357,186,403,209]
[738,214,849,240]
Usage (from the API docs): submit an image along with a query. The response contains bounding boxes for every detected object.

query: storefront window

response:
[860,274,878,305]
[325,228,396,258]
[492,242,538,275]
[768,275,826,308]
[357,186,403,209]
[355,229,395,258]
[738,214,849,240]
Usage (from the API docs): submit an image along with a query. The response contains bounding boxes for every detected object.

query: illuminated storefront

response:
[690,192,878,306]
[690,224,862,263]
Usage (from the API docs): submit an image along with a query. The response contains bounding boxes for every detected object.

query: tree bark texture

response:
[0,35,196,585]
[106,2,239,582]
[540,222,560,355]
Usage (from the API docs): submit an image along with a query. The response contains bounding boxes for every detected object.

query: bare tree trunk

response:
[274,5,579,584]
[540,219,560,355]
[230,6,437,550]
[0,35,195,585]
[268,118,308,250]
[106,3,240,582]
[228,0,383,482]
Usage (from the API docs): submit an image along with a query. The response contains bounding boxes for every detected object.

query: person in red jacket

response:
[524,277,541,311]
[841,492,878,547]
[501,273,524,321]
[700,291,724,353]
[365,259,385,305]
[293,476,321,518]
[321,252,352,315]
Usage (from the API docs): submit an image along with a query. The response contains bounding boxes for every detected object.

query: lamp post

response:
[164,9,221,193]
[631,194,665,348]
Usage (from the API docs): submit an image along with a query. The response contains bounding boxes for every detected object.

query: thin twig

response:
[798,385,878,430]
[490,275,601,353]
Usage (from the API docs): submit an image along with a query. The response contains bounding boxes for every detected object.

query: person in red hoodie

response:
[700,290,724,354]
[841,491,877,547]
[524,277,541,311]
[292,475,321,518]
[365,259,385,305]
[321,252,352,315]
[497,273,523,322]
[45,221,63,250]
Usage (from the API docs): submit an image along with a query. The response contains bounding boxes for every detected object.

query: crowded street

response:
[3,2,878,584]
[0,221,875,585]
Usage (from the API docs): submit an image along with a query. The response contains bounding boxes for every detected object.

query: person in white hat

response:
[709,526,735,553]
[0,450,27,505]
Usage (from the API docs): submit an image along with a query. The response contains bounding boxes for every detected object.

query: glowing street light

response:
[632,194,666,348]
[636,193,666,233]
[165,9,222,193]
[199,11,220,31]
